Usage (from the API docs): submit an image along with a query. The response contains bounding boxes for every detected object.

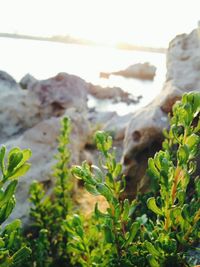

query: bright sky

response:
[0,0,199,47]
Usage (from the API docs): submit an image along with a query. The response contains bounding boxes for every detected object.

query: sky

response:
[0,0,199,47]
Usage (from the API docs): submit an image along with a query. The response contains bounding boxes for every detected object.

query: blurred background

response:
[0,0,199,114]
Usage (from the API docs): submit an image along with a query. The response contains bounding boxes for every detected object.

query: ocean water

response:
[0,37,166,115]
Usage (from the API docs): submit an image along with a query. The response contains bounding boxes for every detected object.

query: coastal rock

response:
[19,73,37,89]
[88,83,140,104]
[27,72,89,114]
[122,27,200,196]
[100,62,156,80]
[152,28,200,114]
[0,91,39,141]
[122,106,167,196]
[166,29,200,91]
[0,70,20,94]
[0,72,90,141]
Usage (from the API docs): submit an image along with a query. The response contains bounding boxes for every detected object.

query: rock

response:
[27,72,89,113]
[99,72,110,79]
[166,29,200,91]
[0,91,39,141]
[7,109,91,224]
[100,62,156,80]
[0,73,90,141]
[0,70,20,94]
[122,27,200,197]
[103,113,133,141]
[122,106,167,197]
[88,83,140,104]
[19,73,37,89]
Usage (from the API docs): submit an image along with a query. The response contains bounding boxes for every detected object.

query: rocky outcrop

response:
[27,72,89,113]
[166,29,200,91]
[19,73,37,89]
[0,70,20,94]
[100,62,156,80]
[122,106,168,196]
[88,84,141,104]
[0,73,89,141]
[122,27,200,196]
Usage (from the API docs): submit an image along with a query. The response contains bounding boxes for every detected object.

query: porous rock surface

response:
[122,27,200,196]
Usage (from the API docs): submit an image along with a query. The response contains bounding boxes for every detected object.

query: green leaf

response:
[103,225,114,243]
[7,152,23,173]
[147,197,163,216]
[145,241,160,258]
[94,203,108,219]
[12,247,31,266]
[0,146,6,175]
[8,163,31,180]
[147,158,160,180]
[125,222,140,245]
[122,199,130,221]
[147,254,160,267]
[3,219,21,234]
[84,182,100,196]
[96,183,112,201]
[177,145,189,164]
[72,214,82,227]
[181,204,192,223]
[0,180,17,208]
[0,198,16,224]
[113,163,122,178]
[185,134,199,149]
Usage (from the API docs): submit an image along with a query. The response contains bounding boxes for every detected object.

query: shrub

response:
[25,92,200,267]
[27,117,73,266]
[0,146,31,266]
[146,92,200,266]
[71,92,200,267]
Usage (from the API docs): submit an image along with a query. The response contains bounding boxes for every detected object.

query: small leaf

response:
[8,163,31,180]
[122,199,130,221]
[104,225,114,243]
[147,197,163,216]
[94,203,108,219]
[125,222,140,246]
[113,163,122,178]
[147,158,160,180]
[145,241,160,258]
[7,152,23,173]
[12,247,31,266]
[147,254,160,267]
[0,180,17,208]
[177,145,189,164]
[96,183,112,201]
[0,198,16,224]
[0,146,6,175]
[84,182,100,196]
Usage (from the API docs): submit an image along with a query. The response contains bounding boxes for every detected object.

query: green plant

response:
[23,92,200,267]
[27,117,73,266]
[71,131,149,266]
[146,92,200,266]
[71,92,200,267]
[0,146,31,266]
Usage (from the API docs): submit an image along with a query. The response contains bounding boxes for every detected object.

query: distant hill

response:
[0,33,166,53]
[116,42,167,54]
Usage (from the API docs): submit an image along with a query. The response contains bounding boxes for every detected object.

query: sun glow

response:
[0,0,199,47]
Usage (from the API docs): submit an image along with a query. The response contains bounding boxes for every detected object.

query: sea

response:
[0,37,166,115]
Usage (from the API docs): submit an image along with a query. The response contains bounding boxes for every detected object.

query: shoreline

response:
[0,32,167,54]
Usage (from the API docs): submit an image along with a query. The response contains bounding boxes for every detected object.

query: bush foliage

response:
[1,92,199,267]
